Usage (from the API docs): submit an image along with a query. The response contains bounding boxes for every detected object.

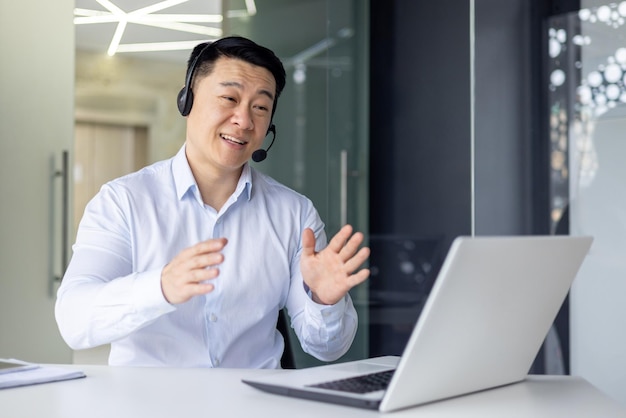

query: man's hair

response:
[186,36,287,117]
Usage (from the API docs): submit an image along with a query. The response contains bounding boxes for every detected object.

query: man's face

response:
[185,56,276,175]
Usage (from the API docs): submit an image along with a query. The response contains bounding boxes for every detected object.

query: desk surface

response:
[1,365,625,418]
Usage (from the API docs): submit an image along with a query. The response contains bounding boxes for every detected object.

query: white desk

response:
[1,365,624,418]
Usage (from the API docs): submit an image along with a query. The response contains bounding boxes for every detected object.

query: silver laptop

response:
[243,235,593,412]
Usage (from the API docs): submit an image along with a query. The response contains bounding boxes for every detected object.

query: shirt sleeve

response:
[285,206,359,362]
[296,291,359,362]
[54,184,175,350]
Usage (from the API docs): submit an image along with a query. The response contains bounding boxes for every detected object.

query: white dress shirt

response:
[55,145,358,368]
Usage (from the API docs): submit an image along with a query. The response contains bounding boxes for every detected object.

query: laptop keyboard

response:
[307,369,395,394]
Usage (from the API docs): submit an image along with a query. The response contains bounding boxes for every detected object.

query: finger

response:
[338,231,365,261]
[187,252,225,271]
[191,238,228,256]
[161,270,217,304]
[192,282,215,295]
[189,266,220,283]
[343,247,371,274]
[180,282,215,302]
[301,228,317,257]
[327,224,353,253]
[172,239,227,269]
[347,268,370,288]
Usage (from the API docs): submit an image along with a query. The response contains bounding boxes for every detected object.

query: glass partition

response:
[546,3,626,404]
[226,0,370,367]
[73,0,369,368]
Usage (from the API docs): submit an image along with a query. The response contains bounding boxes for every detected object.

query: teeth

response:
[221,134,246,145]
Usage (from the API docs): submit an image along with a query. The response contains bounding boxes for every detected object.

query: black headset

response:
[177,43,211,117]
[177,42,276,162]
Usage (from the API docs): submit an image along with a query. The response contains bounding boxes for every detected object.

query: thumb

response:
[301,228,317,257]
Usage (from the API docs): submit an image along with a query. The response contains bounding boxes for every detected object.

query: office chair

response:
[277,309,296,369]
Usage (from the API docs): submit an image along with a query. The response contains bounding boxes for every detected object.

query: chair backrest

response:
[277,309,296,369]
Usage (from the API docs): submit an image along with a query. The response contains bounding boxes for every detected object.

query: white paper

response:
[0,359,85,389]
[0,358,40,375]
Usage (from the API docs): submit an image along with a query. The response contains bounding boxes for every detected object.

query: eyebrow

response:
[220,81,275,101]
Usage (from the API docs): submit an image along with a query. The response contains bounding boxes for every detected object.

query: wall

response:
[370,0,533,253]
[474,0,534,235]
[569,0,626,406]
[571,115,626,405]
[0,0,75,363]
[369,0,473,249]
[75,50,187,163]
[368,0,564,364]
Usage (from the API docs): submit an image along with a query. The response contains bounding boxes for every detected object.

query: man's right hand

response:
[160,238,227,304]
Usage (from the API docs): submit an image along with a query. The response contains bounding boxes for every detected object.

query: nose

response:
[232,105,254,130]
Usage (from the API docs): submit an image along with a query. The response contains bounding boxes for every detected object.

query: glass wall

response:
[73,1,369,368]
[225,0,370,367]
[547,2,626,405]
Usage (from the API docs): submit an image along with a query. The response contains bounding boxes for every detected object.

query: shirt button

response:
[209,313,218,322]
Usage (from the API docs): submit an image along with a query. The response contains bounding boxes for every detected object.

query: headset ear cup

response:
[177,87,193,116]
[177,88,187,115]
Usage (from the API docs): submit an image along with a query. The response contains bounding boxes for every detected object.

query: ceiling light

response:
[115,40,211,53]
[74,0,257,56]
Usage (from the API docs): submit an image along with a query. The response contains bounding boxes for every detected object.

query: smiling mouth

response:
[221,134,247,146]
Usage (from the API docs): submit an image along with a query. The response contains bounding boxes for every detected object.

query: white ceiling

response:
[74,0,254,62]
[74,0,352,79]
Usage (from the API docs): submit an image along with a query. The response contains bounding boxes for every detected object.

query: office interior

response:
[1,0,624,409]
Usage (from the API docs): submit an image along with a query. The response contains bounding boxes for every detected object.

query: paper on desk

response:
[0,358,39,375]
[0,359,85,389]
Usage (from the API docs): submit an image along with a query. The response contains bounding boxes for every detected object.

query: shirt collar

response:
[172,144,252,202]
[172,144,197,201]
[238,162,253,201]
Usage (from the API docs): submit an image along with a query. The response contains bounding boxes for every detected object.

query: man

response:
[55,36,370,368]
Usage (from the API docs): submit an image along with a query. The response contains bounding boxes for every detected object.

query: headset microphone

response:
[252,124,276,162]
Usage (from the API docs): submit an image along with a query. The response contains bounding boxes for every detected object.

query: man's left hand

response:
[300,224,370,305]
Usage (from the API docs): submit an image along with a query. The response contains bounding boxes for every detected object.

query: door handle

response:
[340,150,348,226]
[50,150,69,297]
